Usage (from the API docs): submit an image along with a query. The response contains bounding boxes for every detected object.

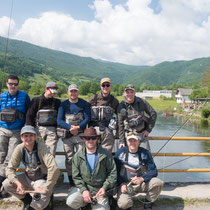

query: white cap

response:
[127,134,140,141]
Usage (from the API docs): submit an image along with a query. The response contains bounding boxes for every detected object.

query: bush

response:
[201,108,210,118]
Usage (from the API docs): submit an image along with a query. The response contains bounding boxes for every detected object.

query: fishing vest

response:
[90,94,115,125]
[0,91,26,124]
[57,99,84,138]
[121,98,148,132]
[65,100,84,126]
[120,148,147,183]
[37,98,57,126]
[22,142,46,181]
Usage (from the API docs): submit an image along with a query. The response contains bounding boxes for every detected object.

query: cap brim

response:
[80,135,101,139]
[127,135,139,141]
[125,88,135,91]
[69,88,79,91]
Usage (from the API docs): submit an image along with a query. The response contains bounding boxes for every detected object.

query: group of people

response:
[0,75,163,210]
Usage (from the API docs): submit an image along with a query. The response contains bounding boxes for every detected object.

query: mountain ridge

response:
[0,36,209,86]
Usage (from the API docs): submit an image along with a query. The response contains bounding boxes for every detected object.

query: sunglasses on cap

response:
[101,84,110,88]
[127,131,139,136]
[84,136,98,140]
[8,83,18,86]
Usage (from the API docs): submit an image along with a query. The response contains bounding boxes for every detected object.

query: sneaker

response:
[22,203,34,210]
[143,200,153,210]
[21,193,33,210]
[0,189,10,198]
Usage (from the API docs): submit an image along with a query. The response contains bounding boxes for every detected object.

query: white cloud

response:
[1,0,210,65]
[0,16,16,37]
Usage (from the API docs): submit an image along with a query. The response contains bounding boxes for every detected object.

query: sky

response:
[0,0,210,66]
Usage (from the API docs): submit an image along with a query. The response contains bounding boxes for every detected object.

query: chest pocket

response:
[120,149,147,183]
[37,109,57,126]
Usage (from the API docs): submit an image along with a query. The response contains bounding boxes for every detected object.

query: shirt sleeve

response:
[57,101,71,130]
[78,100,90,130]
[141,150,158,182]
[26,97,38,126]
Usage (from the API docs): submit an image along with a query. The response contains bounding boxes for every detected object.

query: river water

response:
[55,112,210,183]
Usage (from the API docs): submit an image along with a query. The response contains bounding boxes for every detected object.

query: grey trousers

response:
[3,173,52,210]
[66,187,110,210]
[117,177,163,209]
[0,127,21,177]
[62,135,83,176]
[95,127,115,153]
[37,126,58,156]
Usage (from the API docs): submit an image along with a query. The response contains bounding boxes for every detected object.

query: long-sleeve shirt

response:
[57,98,90,130]
[6,141,60,193]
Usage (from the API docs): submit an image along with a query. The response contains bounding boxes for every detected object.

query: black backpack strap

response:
[93,94,98,106]
[38,97,43,111]
[107,95,114,107]
[120,100,127,109]
[66,100,70,114]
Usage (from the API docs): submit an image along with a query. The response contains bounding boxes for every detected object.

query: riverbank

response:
[1,182,210,210]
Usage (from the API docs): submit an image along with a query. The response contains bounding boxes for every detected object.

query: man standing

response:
[114,133,163,210]
[57,84,90,187]
[66,127,117,210]
[0,75,30,197]
[118,84,157,150]
[88,78,119,153]
[26,81,61,156]
[3,125,60,210]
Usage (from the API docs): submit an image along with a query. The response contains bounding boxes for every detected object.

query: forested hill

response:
[0,36,210,86]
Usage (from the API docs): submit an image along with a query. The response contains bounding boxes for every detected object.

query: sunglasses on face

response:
[8,83,18,86]
[84,136,97,141]
[101,84,110,88]
[127,131,139,136]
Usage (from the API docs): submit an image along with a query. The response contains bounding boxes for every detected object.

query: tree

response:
[29,84,42,95]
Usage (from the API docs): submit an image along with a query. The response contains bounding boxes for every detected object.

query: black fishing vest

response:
[37,97,57,126]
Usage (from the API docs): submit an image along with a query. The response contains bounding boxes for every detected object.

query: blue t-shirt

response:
[86,152,99,174]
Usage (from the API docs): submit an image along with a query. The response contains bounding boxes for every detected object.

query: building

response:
[175,88,193,104]
[136,90,172,99]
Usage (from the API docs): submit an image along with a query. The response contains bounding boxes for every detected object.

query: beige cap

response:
[68,84,79,91]
[100,78,111,85]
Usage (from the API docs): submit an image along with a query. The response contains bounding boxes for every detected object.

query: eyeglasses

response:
[101,84,110,88]
[84,136,97,141]
[127,131,139,136]
[8,83,18,86]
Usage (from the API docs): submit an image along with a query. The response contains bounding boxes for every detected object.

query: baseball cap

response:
[124,84,135,91]
[20,125,37,135]
[100,78,111,85]
[68,84,79,91]
[46,81,58,89]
